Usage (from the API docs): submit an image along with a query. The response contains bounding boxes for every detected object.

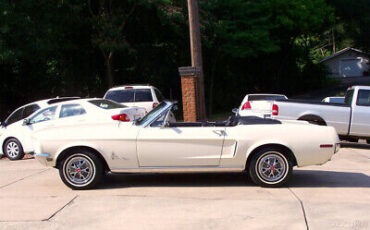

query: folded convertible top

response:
[236,116,282,125]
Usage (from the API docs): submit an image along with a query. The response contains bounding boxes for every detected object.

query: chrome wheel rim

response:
[256,152,288,183]
[6,142,20,158]
[64,155,95,186]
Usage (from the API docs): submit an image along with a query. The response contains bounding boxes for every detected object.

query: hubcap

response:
[257,152,287,183]
[6,142,20,158]
[64,156,95,186]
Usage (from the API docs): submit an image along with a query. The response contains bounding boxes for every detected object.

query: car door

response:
[350,89,370,136]
[19,106,59,150]
[26,106,59,132]
[136,118,225,167]
[14,104,42,149]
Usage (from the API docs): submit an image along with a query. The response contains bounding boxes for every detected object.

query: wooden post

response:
[187,0,206,120]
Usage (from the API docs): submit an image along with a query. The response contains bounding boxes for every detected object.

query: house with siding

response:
[319,48,369,79]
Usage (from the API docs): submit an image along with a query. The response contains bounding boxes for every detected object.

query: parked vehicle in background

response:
[0,98,145,160]
[238,94,288,118]
[34,101,339,190]
[104,85,165,113]
[0,97,79,160]
[322,96,345,104]
[271,86,370,143]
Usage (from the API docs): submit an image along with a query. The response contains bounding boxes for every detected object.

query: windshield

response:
[248,95,287,101]
[135,102,168,126]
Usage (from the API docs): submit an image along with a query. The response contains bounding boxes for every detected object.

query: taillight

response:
[152,102,159,108]
[272,104,279,116]
[241,101,252,110]
[111,113,130,122]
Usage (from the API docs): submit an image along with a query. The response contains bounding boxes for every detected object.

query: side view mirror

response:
[22,119,31,126]
[232,108,239,114]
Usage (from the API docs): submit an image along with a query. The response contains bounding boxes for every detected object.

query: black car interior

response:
[167,115,281,127]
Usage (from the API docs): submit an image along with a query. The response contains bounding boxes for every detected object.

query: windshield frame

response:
[135,101,172,127]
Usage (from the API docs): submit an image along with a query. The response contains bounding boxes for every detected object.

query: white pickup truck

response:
[271,86,370,143]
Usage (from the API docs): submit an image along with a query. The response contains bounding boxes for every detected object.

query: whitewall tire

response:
[248,147,293,187]
[59,150,103,190]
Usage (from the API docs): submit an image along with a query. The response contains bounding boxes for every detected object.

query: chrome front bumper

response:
[35,153,54,167]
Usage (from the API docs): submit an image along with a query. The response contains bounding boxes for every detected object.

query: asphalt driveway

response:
[0,144,369,230]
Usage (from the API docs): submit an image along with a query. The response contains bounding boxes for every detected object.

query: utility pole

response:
[187,0,206,120]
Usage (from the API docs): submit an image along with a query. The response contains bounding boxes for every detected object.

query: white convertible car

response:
[34,101,340,189]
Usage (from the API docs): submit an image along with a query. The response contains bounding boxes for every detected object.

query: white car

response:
[103,85,165,113]
[34,101,339,190]
[322,96,345,103]
[238,94,287,118]
[0,97,79,159]
[1,98,146,160]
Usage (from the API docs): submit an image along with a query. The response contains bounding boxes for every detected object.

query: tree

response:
[326,0,370,53]
[200,0,334,112]
[87,0,139,87]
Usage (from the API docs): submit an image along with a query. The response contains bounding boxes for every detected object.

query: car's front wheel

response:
[4,138,25,161]
[248,147,293,187]
[59,150,103,190]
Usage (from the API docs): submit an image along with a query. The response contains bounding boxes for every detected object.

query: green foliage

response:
[0,0,364,119]
[318,0,370,57]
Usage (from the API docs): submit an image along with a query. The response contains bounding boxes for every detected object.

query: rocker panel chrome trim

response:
[110,165,244,173]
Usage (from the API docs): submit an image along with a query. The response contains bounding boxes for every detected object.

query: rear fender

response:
[298,113,327,125]
[245,140,297,167]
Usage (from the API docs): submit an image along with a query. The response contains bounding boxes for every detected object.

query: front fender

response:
[51,142,106,167]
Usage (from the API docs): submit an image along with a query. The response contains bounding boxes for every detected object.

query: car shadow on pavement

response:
[98,172,251,189]
[288,170,370,188]
[96,170,370,189]
[340,142,370,150]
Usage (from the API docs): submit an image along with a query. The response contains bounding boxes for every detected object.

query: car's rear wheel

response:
[248,147,293,187]
[4,138,25,161]
[59,150,103,190]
